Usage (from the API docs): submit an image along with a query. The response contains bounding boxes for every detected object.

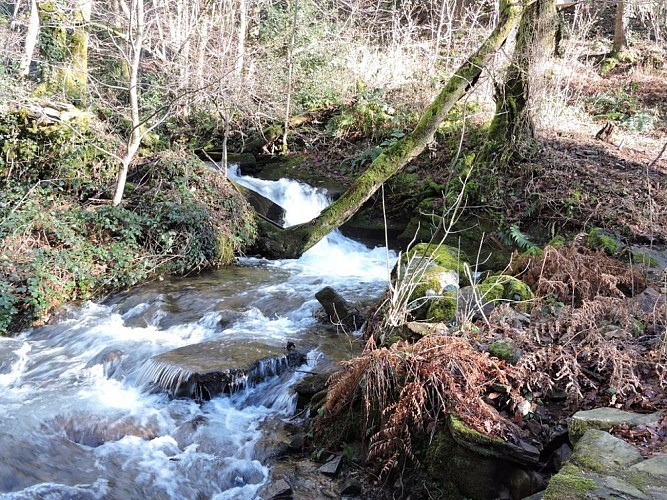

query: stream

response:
[0,167,396,499]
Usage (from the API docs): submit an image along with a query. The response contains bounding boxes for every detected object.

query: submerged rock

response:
[138,340,306,400]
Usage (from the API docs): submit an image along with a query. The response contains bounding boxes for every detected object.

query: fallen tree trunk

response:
[254,0,526,259]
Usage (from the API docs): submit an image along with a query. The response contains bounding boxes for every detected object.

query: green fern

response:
[499,224,539,253]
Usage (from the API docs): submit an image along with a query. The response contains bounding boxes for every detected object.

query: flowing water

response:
[0,167,396,499]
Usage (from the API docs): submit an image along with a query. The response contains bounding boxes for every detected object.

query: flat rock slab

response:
[258,479,293,499]
[318,455,342,476]
[543,429,667,500]
[140,340,305,400]
[570,408,664,443]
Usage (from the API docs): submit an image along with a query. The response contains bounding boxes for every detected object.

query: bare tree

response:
[112,0,145,206]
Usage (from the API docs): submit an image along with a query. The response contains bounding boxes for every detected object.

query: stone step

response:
[138,340,305,400]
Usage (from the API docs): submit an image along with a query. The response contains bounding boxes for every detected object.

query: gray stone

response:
[259,478,293,499]
[139,340,306,400]
[572,429,643,474]
[318,455,342,476]
[315,286,364,331]
[628,455,667,479]
[569,407,664,443]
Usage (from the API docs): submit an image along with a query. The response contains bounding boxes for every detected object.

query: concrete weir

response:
[138,340,306,400]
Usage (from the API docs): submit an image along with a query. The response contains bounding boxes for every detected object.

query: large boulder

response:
[424,416,545,499]
[569,408,664,444]
[395,243,469,321]
[543,429,667,499]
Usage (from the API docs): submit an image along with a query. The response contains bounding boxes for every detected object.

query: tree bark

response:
[488,0,557,161]
[112,0,145,206]
[20,0,39,76]
[37,0,91,103]
[254,0,526,259]
[612,1,627,54]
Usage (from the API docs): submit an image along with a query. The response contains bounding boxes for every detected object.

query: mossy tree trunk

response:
[37,0,91,104]
[254,0,526,259]
[487,0,557,162]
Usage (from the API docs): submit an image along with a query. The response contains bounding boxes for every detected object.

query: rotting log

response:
[254,0,527,259]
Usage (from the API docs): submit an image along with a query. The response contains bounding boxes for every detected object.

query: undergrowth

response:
[0,111,256,334]
[317,242,666,479]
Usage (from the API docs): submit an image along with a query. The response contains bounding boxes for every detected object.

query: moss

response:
[484,274,534,303]
[426,291,457,322]
[587,227,622,255]
[547,235,567,248]
[488,340,517,363]
[629,250,658,267]
[404,243,468,274]
[477,281,504,302]
[543,464,597,500]
[448,415,504,454]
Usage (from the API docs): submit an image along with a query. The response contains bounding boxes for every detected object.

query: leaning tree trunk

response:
[255,0,526,260]
[487,0,557,162]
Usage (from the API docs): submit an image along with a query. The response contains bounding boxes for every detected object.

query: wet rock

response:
[569,407,664,443]
[294,371,331,409]
[340,479,362,496]
[318,455,342,476]
[48,413,159,447]
[288,433,306,452]
[86,347,125,378]
[234,183,286,227]
[139,340,306,400]
[315,287,364,331]
[258,478,293,499]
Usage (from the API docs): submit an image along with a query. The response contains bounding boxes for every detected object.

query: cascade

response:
[0,167,395,499]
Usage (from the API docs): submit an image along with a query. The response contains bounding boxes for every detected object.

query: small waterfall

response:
[0,166,395,499]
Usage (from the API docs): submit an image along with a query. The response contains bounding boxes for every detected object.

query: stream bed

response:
[0,168,396,499]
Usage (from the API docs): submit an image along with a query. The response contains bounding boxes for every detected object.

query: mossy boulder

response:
[484,274,534,302]
[425,291,457,322]
[569,408,664,444]
[394,243,469,321]
[587,227,623,255]
[402,243,469,277]
[543,429,667,499]
[422,416,543,499]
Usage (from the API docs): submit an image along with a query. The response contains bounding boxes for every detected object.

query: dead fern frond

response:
[319,333,521,477]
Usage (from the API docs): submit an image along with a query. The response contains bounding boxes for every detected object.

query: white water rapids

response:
[0,168,396,499]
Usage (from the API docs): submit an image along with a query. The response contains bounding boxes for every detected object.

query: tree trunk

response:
[254,0,526,260]
[19,0,40,76]
[37,0,90,103]
[235,0,248,78]
[488,0,557,161]
[612,1,627,54]
[112,0,145,206]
